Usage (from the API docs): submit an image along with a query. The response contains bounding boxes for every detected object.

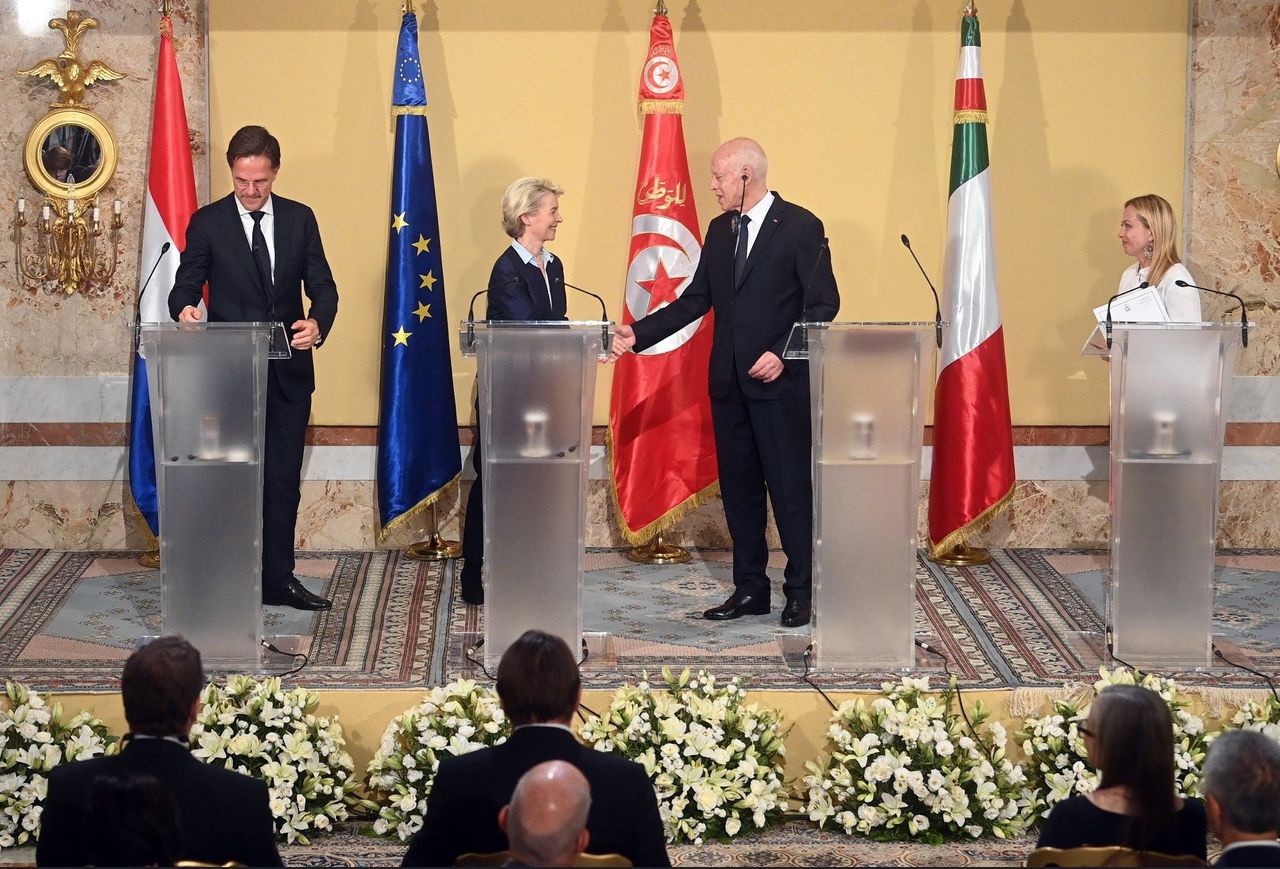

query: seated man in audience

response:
[499,761,592,868]
[401,630,669,867]
[1203,729,1280,867]
[37,636,282,867]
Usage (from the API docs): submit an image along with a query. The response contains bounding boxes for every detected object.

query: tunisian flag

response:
[927,7,1015,558]
[128,13,198,537]
[608,11,718,544]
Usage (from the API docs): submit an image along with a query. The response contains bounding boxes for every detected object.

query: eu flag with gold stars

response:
[377,10,460,539]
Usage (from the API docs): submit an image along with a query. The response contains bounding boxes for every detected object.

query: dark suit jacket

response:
[168,192,339,401]
[1216,842,1280,866]
[36,738,282,867]
[485,245,567,321]
[400,726,669,868]
[630,192,839,401]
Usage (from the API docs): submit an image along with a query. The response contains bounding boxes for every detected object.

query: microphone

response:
[730,172,748,237]
[1104,280,1150,349]
[899,234,944,349]
[558,278,612,350]
[1175,279,1249,348]
[794,238,832,356]
[133,241,171,351]
[465,275,522,346]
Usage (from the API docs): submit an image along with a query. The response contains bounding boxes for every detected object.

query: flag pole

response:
[626,531,691,565]
[404,502,461,560]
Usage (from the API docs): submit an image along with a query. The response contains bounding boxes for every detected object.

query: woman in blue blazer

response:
[459,178,568,604]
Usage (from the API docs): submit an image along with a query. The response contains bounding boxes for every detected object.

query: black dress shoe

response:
[703,592,770,621]
[263,577,332,610]
[781,598,811,628]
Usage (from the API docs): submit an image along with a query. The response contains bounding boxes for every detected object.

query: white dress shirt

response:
[236,194,276,278]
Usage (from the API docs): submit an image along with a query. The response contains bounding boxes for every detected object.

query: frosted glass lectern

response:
[785,322,936,670]
[460,321,611,667]
[1083,321,1251,668]
[139,322,273,671]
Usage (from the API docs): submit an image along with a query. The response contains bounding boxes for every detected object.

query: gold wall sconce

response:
[14,10,125,295]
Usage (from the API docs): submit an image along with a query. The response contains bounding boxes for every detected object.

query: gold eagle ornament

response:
[18,11,124,107]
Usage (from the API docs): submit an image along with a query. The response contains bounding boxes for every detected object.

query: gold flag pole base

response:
[138,550,159,569]
[625,532,691,565]
[928,543,991,566]
[404,502,461,561]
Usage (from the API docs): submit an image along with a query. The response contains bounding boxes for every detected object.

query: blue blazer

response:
[485,245,567,321]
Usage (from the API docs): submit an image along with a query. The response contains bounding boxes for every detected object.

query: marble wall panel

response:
[0,0,208,378]
[1187,0,1280,376]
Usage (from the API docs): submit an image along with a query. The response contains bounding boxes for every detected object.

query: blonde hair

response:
[1125,194,1181,286]
[501,177,564,240]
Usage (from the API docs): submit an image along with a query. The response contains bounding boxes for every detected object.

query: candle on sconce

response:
[113,199,122,215]
[92,206,100,223]
[42,204,51,221]
[67,199,76,215]
[17,198,24,214]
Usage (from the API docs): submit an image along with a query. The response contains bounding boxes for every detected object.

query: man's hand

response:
[177,305,202,323]
[748,350,784,383]
[291,318,321,350]
[610,324,636,361]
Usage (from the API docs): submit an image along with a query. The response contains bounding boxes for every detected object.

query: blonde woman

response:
[458,178,568,604]
[1116,194,1201,321]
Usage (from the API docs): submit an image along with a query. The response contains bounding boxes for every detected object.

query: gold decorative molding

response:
[17,11,124,108]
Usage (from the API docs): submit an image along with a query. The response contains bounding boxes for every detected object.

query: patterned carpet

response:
[1,547,1278,692]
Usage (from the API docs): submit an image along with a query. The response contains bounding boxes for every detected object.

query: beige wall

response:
[208,0,1190,426]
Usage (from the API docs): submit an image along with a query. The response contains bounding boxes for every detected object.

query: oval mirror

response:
[23,107,117,201]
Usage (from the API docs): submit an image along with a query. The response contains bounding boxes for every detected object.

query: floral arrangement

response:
[189,675,358,844]
[1019,666,1209,820]
[804,676,1035,843]
[366,679,510,842]
[1223,695,1280,739]
[0,681,116,849]
[579,667,790,845]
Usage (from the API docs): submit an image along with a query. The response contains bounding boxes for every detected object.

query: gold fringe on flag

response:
[639,99,684,115]
[953,109,989,125]
[376,471,461,544]
[927,480,1014,559]
[605,428,721,545]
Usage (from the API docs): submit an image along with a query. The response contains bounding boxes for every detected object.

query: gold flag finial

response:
[654,0,668,16]
[964,1,977,13]
[402,0,416,13]
[160,0,173,15]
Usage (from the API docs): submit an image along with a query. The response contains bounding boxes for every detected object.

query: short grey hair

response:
[1204,729,1280,834]
[507,761,591,865]
[500,176,564,239]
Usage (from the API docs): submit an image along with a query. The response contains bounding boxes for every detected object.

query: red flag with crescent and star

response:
[607,10,718,544]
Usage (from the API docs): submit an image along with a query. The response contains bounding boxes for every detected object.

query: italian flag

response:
[928,7,1015,558]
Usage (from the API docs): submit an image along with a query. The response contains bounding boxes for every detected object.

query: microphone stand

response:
[899,234,944,349]
[133,242,171,352]
[560,279,612,351]
[1104,281,1150,349]
[1175,279,1249,348]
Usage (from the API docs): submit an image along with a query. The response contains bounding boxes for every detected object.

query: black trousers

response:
[261,373,310,595]
[710,374,814,602]
[460,406,483,593]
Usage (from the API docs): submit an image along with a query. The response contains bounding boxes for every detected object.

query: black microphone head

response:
[1174,279,1187,287]
[1140,281,1150,289]
[900,234,911,248]
[160,241,171,253]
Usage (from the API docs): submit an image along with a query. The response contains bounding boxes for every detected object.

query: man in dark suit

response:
[612,137,839,628]
[401,630,669,868]
[36,637,282,867]
[169,125,338,610]
[1204,730,1280,866]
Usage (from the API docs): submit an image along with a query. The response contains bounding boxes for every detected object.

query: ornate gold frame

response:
[23,107,118,202]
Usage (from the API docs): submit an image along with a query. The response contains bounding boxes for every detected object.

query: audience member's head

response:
[1203,729,1280,845]
[86,772,183,866]
[499,760,591,867]
[121,635,204,738]
[42,145,72,182]
[495,630,581,727]
[1083,684,1178,840]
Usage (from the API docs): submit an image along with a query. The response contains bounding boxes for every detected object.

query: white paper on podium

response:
[1093,286,1170,324]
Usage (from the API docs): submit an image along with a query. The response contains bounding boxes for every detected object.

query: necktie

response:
[734,213,751,287]
[250,210,272,291]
